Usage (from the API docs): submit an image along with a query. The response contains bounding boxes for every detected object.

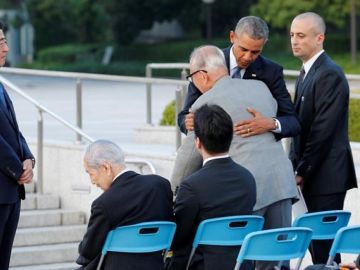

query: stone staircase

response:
[9,182,87,270]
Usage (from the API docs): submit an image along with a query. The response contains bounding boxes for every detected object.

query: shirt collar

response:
[229,45,246,78]
[303,50,324,76]
[112,168,131,182]
[203,154,229,166]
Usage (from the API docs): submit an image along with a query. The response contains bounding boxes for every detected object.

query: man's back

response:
[172,76,297,210]
[77,171,173,270]
[170,157,256,270]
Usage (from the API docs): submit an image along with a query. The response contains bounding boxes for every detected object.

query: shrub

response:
[160,100,176,126]
[349,98,360,142]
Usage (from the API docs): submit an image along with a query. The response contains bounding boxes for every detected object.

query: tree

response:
[251,0,350,30]
[27,0,108,49]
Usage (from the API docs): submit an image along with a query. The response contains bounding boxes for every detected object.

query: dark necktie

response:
[231,67,242,79]
[295,67,306,103]
[298,67,305,84]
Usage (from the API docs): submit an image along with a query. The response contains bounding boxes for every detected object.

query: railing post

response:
[175,86,182,150]
[37,109,43,194]
[180,68,188,109]
[146,65,152,125]
[76,78,83,143]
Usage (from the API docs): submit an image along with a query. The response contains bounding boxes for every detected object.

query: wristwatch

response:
[31,158,36,169]
[272,118,279,130]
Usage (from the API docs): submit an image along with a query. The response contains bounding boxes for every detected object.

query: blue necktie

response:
[0,83,7,108]
[231,67,242,79]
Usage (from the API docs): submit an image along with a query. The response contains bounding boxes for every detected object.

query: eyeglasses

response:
[186,70,207,83]
[0,38,8,47]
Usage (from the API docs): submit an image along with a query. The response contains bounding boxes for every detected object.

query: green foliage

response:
[160,100,176,126]
[251,0,351,30]
[349,98,360,142]
[103,0,177,44]
[27,0,109,49]
[36,44,102,64]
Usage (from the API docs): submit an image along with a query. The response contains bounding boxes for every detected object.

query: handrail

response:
[0,74,159,194]
[0,75,95,142]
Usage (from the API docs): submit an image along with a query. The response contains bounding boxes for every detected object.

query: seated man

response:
[168,104,256,270]
[76,140,173,270]
[171,45,298,270]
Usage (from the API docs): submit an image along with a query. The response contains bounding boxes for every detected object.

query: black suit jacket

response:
[76,171,173,270]
[178,46,300,139]
[290,52,357,195]
[168,157,256,270]
[0,84,33,204]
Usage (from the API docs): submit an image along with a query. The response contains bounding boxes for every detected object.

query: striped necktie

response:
[231,67,242,79]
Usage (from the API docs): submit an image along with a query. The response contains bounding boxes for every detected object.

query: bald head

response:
[290,12,326,62]
[293,12,326,35]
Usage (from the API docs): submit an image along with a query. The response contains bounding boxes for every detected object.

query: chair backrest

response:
[292,210,351,240]
[185,215,264,270]
[234,227,313,270]
[193,215,264,248]
[326,225,360,266]
[101,221,177,255]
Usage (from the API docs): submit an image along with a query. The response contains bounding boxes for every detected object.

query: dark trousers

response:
[303,192,346,265]
[0,201,21,270]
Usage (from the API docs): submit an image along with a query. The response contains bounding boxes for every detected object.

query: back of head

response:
[190,45,227,74]
[194,104,233,154]
[235,16,269,40]
[293,12,326,35]
[84,139,125,168]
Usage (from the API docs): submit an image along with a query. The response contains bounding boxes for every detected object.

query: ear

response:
[230,31,235,44]
[195,137,202,151]
[103,162,112,175]
[317,33,325,45]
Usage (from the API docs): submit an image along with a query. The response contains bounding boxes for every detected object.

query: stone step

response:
[10,243,79,267]
[21,193,60,211]
[10,262,78,270]
[14,224,86,247]
[18,209,86,228]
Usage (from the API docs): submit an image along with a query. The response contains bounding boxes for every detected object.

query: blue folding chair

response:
[186,215,264,270]
[326,225,360,266]
[96,221,176,270]
[234,227,313,270]
[293,210,351,240]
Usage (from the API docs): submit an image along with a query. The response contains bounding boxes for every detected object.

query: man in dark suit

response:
[168,104,256,270]
[290,12,357,264]
[178,16,300,140]
[76,140,173,270]
[0,22,35,270]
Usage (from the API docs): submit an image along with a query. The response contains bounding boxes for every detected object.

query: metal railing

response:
[0,67,190,194]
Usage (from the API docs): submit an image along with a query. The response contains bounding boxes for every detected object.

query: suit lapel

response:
[295,52,327,110]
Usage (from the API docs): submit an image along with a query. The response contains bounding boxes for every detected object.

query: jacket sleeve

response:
[267,65,301,139]
[0,134,24,180]
[76,201,111,269]
[177,83,202,134]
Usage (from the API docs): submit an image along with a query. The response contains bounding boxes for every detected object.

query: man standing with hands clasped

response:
[290,12,357,264]
[0,21,35,269]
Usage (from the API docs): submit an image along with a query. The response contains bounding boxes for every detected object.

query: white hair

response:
[84,139,125,168]
[190,45,226,72]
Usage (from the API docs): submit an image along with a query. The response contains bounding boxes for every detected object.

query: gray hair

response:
[84,139,125,168]
[294,12,326,34]
[235,16,269,40]
[190,45,226,72]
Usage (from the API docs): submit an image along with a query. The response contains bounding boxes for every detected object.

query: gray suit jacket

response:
[171,76,298,210]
